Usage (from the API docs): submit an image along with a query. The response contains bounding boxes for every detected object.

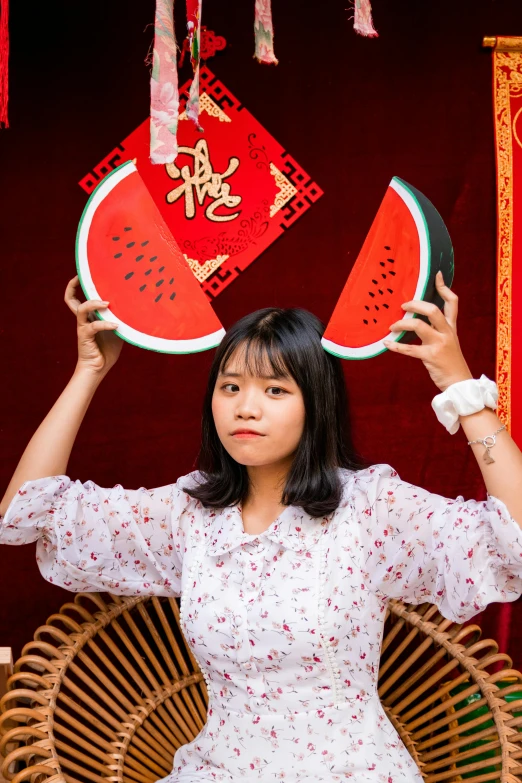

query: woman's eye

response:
[223,383,239,392]
[267,387,287,396]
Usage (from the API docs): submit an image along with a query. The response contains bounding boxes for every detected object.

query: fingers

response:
[88,319,120,332]
[400,300,449,332]
[64,275,82,315]
[383,339,425,358]
[76,299,110,326]
[435,269,458,328]
[400,274,459,332]
[388,316,438,343]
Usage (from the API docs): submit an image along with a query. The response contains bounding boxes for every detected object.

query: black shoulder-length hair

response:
[184,307,367,517]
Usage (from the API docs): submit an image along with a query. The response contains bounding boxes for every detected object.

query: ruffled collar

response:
[205,503,330,557]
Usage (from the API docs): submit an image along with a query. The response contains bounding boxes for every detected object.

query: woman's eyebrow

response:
[219,370,289,381]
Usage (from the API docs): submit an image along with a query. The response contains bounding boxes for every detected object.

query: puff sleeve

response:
[351,464,522,622]
[0,472,203,596]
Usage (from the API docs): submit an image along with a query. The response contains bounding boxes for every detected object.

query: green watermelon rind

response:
[322,176,434,360]
[75,160,226,355]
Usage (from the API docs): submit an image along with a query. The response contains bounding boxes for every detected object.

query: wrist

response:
[438,371,474,393]
[431,374,498,434]
[72,364,107,388]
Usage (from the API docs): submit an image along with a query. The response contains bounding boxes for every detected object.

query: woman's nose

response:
[235,392,262,419]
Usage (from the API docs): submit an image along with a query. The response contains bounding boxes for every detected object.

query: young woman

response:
[1,272,522,783]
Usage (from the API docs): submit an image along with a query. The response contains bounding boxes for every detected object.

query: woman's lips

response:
[231,432,265,439]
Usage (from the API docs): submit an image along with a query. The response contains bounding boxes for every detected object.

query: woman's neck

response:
[241,460,292,534]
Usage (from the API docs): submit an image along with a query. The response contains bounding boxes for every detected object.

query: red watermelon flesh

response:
[76,161,225,354]
[322,177,454,360]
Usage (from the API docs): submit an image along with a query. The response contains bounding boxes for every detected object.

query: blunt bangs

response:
[219,334,292,382]
[183,308,366,517]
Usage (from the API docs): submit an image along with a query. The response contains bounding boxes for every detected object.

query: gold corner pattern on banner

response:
[179,92,232,123]
[492,50,522,433]
[184,254,231,282]
[269,162,298,217]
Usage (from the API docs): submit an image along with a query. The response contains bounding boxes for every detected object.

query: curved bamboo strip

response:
[0,594,520,783]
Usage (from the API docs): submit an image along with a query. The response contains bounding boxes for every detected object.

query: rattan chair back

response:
[1,593,521,783]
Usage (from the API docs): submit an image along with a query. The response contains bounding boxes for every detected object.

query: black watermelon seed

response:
[389,270,396,276]
[155,293,163,302]
[145,269,152,276]
[150,256,158,262]
[384,246,391,250]
[169,277,174,284]
[364,305,370,311]
[373,319,377,324]
[136,255,144,261]
[124,227,132,232]
[383,303,389,309]
[139,284,146,292]
[363,319,368,325]
[125,272,134,280]
[156,279,164,287]
[375,305,380,311]
[114,253,122,258]
[141,240,149,247]
[380,262,385,267]
[381,273,386,278]
[170,292,176,301]
[372,279,378,285]
[378,289,384,295]
[159,266,165,272]
[126,242,135,248]
[387,258,395,263]
[387,288,394,294]
[369,292,375,298]
[112,236,120,241]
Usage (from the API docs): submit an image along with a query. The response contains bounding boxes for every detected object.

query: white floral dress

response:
[1,464,522,782]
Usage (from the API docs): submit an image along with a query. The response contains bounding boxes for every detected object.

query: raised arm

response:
[0,276,121,516]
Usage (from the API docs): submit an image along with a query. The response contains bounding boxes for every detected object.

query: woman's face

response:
[211,346,306,468]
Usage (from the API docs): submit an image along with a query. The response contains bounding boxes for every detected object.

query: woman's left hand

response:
[383,270,473,392]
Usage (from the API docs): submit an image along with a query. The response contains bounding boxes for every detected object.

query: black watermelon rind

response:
[393,177,455,344]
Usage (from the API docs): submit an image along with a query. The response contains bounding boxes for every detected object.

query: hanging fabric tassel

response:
[185,0,203,130]
[351,0,378,38]
[150,0,179,164]
[254,0,278,65]
[0,0,9,128]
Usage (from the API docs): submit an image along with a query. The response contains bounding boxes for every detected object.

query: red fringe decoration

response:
[0,0,9,128]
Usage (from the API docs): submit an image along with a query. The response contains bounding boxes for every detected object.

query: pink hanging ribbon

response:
[150,0,179,164]
[254,0,278,65]
[351,0,378,38]
[185,0,203,129]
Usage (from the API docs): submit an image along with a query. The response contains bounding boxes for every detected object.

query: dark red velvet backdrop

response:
[1,0,522,663]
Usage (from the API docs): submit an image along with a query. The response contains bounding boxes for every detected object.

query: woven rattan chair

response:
[1,593,522,783]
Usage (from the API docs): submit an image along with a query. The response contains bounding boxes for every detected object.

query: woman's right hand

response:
[65,275,123,376]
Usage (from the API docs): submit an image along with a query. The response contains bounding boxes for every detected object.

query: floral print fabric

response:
[150,0,179,165]
[1,464,521,782]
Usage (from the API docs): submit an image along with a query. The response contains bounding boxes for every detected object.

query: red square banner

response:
[80,66,323,300]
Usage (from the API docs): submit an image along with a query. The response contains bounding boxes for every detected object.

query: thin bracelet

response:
[467,424,506,464]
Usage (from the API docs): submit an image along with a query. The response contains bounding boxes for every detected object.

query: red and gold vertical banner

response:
[483,36,522,655]
[486,36,522,447]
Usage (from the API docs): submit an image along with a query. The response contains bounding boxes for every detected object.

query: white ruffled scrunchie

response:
[431,374,498,434]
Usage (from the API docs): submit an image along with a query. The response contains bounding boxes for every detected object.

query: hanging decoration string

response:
[150,0,179,164]
[185,0,203,129]
[148,0,378,161]
[254,0,278,65]
[0,0,9,128]
[350,0,378,38]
